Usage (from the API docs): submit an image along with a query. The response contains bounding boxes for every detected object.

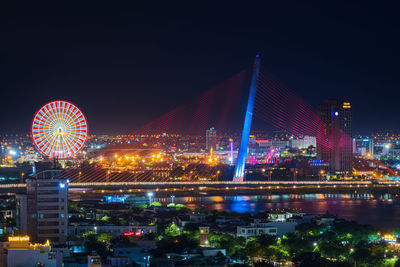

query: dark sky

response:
[2,1,400,135]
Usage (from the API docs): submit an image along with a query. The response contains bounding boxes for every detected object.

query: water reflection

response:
[157,193,399,228]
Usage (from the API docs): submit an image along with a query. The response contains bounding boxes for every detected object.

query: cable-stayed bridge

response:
[31,55,397,186]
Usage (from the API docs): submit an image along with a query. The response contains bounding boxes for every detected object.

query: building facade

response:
[206,127,217,152]
[317,99,352,174]
[0,236,61,267]
[237,224,277,240]
[291,136,317,150]
[199,227,210,247]
[353,138,374,156]
[24,170,68,243]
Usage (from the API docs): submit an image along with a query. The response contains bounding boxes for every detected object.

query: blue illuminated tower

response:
[233,55,261,183]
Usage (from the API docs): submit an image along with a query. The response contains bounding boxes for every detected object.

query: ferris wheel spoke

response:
[61,102,72,122]
[70,123,87,128]
[32,130,52,140]
[65,135,79,153]
[68,133,86,144]
[62,137,73,156]
[35,130,53,144]
[37,110,53,125]
[65,106,78,125]
[43,105,57,125]
[58,136,67,158]
[43,135,57,156]
[69,132,87,139]
[65,127,85,151]
[63,136,76,155]
[61,101,68,122]
[34,132,53,146]
[47,103,58,122]
[34,116,51,127]
[52,102,61,123]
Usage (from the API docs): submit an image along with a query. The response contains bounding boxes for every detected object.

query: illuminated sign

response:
[383,234,397,243]
[9,236,30,242]
[123,231,142,237]
[342,102,351,109]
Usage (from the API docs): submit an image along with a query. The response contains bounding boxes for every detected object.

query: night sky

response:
[2,1,400,135]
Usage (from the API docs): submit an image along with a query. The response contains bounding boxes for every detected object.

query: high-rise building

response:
[290,136,317,150]
[353,138,374,156]
[206,127,217,152]
[317,99,352,174]
[22,170,68,243]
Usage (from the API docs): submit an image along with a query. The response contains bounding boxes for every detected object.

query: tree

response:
[156,234,197,254]
[81,231,113,256]
[165,223,180,237]
[293,252,331,267]
[210,233,246,258]
[281,232,312,255]
[84,234,108,256]
[69,203,79,213]
[256,234,276,247]
[150,201,162,207]
[183,222,200,233]
[350,248,371,266]
[175,204,190,211]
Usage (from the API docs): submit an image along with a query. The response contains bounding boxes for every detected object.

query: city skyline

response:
[3,2,400,134]
[3,3,400,266]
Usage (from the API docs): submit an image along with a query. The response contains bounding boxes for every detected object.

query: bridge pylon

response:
[233,55,261,183]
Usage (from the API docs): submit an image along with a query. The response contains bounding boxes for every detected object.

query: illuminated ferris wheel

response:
[31,100,88,159]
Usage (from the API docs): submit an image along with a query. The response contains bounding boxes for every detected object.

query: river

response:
[157,193,400,229]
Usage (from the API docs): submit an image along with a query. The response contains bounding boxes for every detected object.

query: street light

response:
[170,195,175,204]
[147,192,154,205]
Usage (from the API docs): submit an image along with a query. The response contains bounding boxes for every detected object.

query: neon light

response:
[123,231,142,237]
[342,102,351,108]
[233,55,261,182]
[31,100,88,159]
[123,232,135,236]
[9,236,30,242]
[230,141,233,165]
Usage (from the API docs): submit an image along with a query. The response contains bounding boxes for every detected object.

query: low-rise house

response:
[237,224,278,240]
[69,224,156,238]
[288,214,314,224]
[0,236,62,267]
[106,256,133,267]
[237,221,298,240]
[189,212,206,223]
[268,211,306,222]
[263,221,297,236]
[113,240,156,267]
[316,214,337,225]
